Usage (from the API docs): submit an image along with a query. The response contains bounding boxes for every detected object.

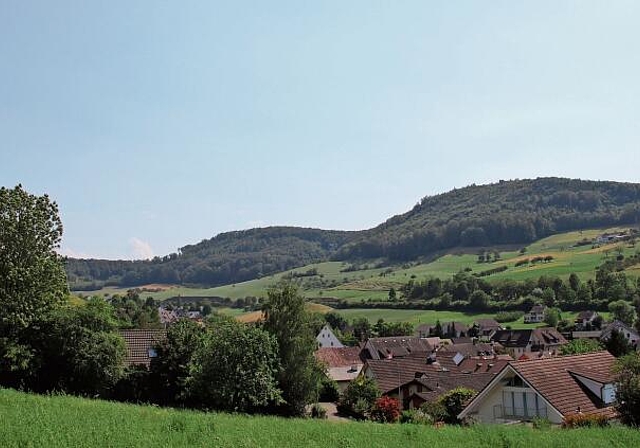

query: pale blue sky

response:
[1,1,639,259]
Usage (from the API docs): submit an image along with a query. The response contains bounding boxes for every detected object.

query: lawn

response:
[2,388,639,448]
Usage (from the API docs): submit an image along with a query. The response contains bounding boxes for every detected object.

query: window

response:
[502,390,546,419]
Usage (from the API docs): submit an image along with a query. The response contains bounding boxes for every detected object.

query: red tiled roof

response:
[315,347,362,368]
[510,351,616,418]
[365,352,508,394]
[363,337,433,360]
[120,329,167,367]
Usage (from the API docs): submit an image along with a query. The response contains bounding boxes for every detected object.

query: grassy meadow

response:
[2,388,639,448]
[76,226,638,304]
[72,226,637,327]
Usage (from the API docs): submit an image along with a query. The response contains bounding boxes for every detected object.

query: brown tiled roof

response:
[363,337,433,360]
[530,327,567,346]
[510,351,616,417]
[315,347,362,368]
[492,329,533,348]
[475,319,501,330]
[120,329,167,367]
[365,352,508,394]
[440,342,497,358]
[491,328,567,349]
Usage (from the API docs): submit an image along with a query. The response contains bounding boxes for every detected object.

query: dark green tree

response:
[262,282,324,416]
[614,353,640,426]
[0,185,68,386]
[559,338,602,355]
[149,319,205,405]
[605,329,633,357]
[31,298,125,396]
[609,300,636,327]
[188,320,281,412]
[337,376,381,419]
[0,185,68,333]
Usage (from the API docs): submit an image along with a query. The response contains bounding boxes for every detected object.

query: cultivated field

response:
[1,389,638,448]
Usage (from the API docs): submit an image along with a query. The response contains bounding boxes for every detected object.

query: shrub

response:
[319,377,340,402]
[310,403,327,419]
[337,377,380,419]
[420,401,448,423]
[562,413,609,428]
[400,409,434,425]
[437,388,476,424]
[370,396,400,423]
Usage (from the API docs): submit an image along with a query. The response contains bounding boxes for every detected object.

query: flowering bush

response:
[370,396,400,423]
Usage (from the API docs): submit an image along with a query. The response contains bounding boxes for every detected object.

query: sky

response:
[1,1,639,260]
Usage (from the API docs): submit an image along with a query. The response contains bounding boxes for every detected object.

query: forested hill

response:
[66,227,355,290]
[66,178,640,290]
[335,178,640,261]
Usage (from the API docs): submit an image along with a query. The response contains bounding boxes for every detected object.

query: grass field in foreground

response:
[2,389,639,448]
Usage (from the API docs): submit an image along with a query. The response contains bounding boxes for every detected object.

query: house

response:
[575,311,599,330]
[120,329,167,367]
[360,336,433,360]
[601,320,640,348]
[458,351,618,424]
[474,319,503,338]
[524,305,547,323]
[444,321,469,338]
[362,350,509,409]
[316,324,344,348]
[415,323,435,338]
[491,328,568,358]
[315,347,363,391]
[439,340,500,358]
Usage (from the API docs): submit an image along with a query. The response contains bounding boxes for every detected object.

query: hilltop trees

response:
[262,282,324,416]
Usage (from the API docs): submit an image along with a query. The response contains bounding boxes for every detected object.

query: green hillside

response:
[66,178,640,290]
[78,225,639,305]
[2,388,639,448]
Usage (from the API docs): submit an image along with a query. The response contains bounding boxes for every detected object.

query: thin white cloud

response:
[129,237,154,260]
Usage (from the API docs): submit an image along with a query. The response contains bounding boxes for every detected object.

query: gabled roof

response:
[439,342,497,358]
[362,336,433,360]
[445,321,469,333]
[492,329,533,348]
[509,351,616,417]
[530,327,568,346]
[120,329,167,367]
[365,352,508,394]
[315,347,362,368]
[459,352,617,421]
[491,328,567,348]
[474,319,502,330]
[529,305,546,313]
[601,320,640,340]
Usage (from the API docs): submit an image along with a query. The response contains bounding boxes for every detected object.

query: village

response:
[118,303,639,426]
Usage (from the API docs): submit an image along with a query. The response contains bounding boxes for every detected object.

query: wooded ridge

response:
[66,177,640,289]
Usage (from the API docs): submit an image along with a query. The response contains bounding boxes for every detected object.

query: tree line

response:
[66,178,640,290]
